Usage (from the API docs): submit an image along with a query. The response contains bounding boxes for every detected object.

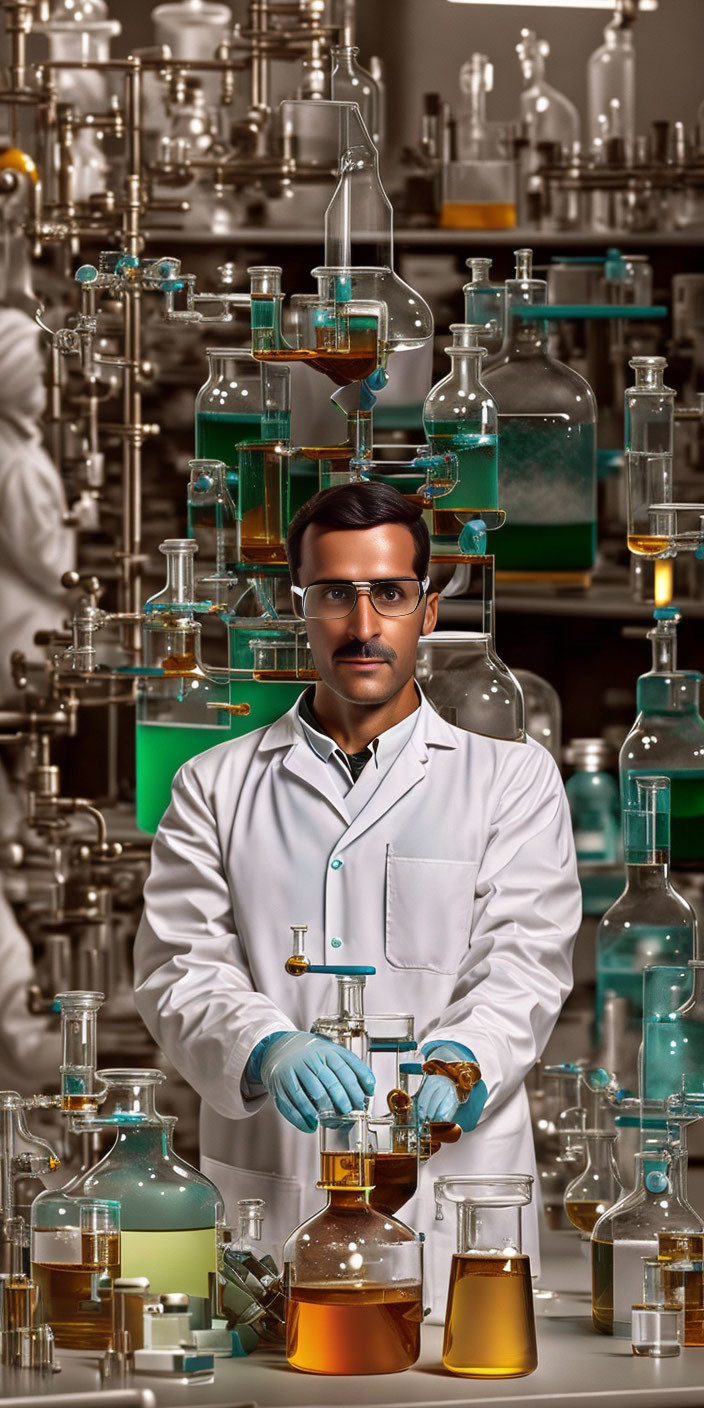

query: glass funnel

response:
[483,248,597,578]
[596,777,696,1074]
[417,631,525,743]
[422,323,503,545]
[283,1110,423,1375]
[619,608,704,866]
[56,1069,224,1330]
[434,1176,537,1378]
[591,1143,704,1338]
[564,1131,624,1235]
[463,258,505,357]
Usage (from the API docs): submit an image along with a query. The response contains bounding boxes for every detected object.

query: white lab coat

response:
[134,693,581,1317]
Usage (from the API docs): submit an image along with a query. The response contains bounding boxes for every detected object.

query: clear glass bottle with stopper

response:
[620,608,704,867]
[596,776,696,1076]
[463,258,505,357]
[516,30,580,152]
[283,1110,423,1375]
[422,323,503,549]
[483,248,597,578]
[587,0,636,153]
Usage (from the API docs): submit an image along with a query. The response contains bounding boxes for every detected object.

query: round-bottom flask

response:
[283,1111,423,1375]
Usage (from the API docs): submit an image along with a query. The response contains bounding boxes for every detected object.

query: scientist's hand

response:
[259,1031,376,1134]
[416,1041,488,1132]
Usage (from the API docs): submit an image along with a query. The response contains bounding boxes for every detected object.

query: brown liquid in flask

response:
[32,1230,120,1350]
[368,1153,418,1217]
[287,1282,422,1375]
[443,1254,537,1377]
[565,1199,607,1234]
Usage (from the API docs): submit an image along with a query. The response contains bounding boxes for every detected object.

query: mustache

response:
[333,639,397,663]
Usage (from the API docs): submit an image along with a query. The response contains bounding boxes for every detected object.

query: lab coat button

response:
[331,858,343,870]
[331,937,343,949]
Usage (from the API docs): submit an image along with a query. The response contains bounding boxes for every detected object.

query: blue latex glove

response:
[254,1031,376,1134]
[417,1041,488,1132]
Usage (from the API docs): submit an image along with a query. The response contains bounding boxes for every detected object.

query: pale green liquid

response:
[121,1227,216,1301]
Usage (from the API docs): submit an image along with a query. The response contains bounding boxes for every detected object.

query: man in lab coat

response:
[134,482,581,1311]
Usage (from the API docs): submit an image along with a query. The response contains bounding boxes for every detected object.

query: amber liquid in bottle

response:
[256,325,379,388]
[564,1200,606,1234]
[318,1152,375,1189]
[368,1153,418,1216]
[591,1238,613,1334]
[32,1230,120,1349]
[287,1282,422,1374]
[659,1234,704,1344]
[442,1253,537,1377]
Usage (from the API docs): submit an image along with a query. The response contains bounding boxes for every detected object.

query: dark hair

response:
[286,481,430,585]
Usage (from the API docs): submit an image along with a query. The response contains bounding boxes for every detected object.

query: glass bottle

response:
[516,30,580,153]
[587,6,636,153]
[463,258,505,357]
[642,964,704,1104]
[330,46,380,147]
[514,669,561,764]
[434,1175,537,1378]
[591,1143,704,1338]
[596,777,696,1066]
[135,539,229,835]
[483,249,597,577]
[194,348,291,488]
[56,1069,224,1330]
[417,630,525,743]
[620,608,704,866]
[564,1131,624,1235]
[283,1111,423,1375]
[423,324,502,551]
[30,1197,120,1350]
[564,738,621,864]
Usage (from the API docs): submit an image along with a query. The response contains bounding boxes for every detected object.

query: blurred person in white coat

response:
[134,482,581,1314]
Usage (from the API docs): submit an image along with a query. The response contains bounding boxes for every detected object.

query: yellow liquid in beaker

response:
[442,1253,537,1377]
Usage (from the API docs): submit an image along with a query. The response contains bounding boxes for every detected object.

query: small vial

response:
[631,1304,682,1358]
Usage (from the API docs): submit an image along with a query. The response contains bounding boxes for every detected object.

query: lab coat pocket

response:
[200,1156,302,1264]
[385,849,478,974]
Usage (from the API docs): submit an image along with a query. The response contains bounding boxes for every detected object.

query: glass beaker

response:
[434,1175,537,1378]
[596,778,696,1070]
[30,1198,120,1349]
[463,258,505,357]
[417,631,525,743]
[56,1069,224,1330]
[591,1144,704,1338]
[423,323,503,545]
[283,1111,423,1375]
[620,609,704,866]
[632,1257,683,1357]
[483,248,597,579]
[564,1131,624,1235]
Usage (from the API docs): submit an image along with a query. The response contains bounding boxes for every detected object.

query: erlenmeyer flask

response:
[434,1175,537,1377]
[564,1131,624,1235]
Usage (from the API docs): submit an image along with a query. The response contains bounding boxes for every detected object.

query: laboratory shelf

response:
[4,1236,704,1408]
[143,225,704,251]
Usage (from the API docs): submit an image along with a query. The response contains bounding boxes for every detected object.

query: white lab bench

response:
[3,1234,704,1408]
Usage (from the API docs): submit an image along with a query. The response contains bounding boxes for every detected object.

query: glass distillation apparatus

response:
[483,249,597,581]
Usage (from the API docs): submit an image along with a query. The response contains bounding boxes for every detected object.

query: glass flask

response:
[330,46,380,146]
[483,249,597,578]
[642,964,704,1104]
[30,1197,120,1349]
[283,1111,423,1375]
[596,778,696,1066]
[587,8,636,152]
[135,539,230,834]
[516,30,580,153]
[620,608,704,866]
[564,1131,624,1235]
[194,348,291,494]
[564,738,621,864]
[591,1143,704,1338]
[514,669,561,764]
[463,258,505,356]
[417,631,525,743]
[423,323,503,550]
[52,1070,224,1330]
[434,1176,537,1378]
[625,357,675,567]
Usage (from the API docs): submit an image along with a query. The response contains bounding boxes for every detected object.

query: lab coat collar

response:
[258,687,458,839]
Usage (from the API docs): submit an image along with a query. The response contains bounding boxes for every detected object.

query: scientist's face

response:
[295,522,438,706]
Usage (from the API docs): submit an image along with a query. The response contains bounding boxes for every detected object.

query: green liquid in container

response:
[595,924,694,1033]
[424,427,499,511]
[623,771,704,866]
[493,417,596,572]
